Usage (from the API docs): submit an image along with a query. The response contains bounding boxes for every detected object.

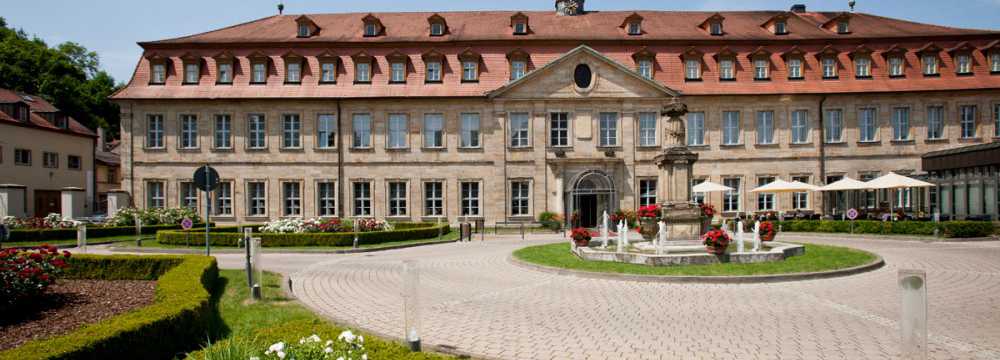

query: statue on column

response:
[654,99,702,240]
[662,102,688,150]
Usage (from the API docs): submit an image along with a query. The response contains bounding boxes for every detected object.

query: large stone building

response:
[111,1,1000,226]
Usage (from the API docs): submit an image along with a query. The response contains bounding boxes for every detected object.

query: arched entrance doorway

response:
[566,170,616,228]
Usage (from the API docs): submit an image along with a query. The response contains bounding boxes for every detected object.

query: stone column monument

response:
[653,102,702,240]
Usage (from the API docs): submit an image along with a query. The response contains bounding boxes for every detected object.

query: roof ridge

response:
[142,15,281,45]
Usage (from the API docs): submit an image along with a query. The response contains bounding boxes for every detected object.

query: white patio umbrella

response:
[817,177,872,217]
[750,179,820,214]
[863,172,934,218]
[691,181,732,214]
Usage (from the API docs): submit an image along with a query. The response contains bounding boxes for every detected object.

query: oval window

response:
[574,64,592,89]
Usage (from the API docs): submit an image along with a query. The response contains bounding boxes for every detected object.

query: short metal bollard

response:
[402,260,421,352]
[76,224,87,253]
[476,219,485,242]
[899,269,927,360]
[520,222,525,241]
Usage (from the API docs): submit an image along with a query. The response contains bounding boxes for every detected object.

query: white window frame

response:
[722,177,741,212]
[352,113,372,149]
[214,114,232,149]
[755,111,775,145]
[639,179,657,207]
[719,59,734,80]
[298,24,310,37]
[146,181,165,209]
[321,62,337,83]
[423,113,444,148]
[390,62,405,83]
[247,181,267,217]
[282,114,302,149]
[364,23,378,37]
[722,111,740,145]
[510,180,531,217]
[352,181,372,217]
[510,60,526,81]
[889,56,905,77]
[598,112,618,147]
[927,105,945,140]
[855,57,871,77]
[787,58,802,79]
[462,61,478,82]
[638,112,657,147]
[430,22,444,36]
[960,105,977,138]
[791,110,809,144]
[822,57,838,78]
[317,181,337,217]
[775,21,787,35]
[252,62,267,83]
[146,114,164,149]
[922,55,939,75]
[627,22,641,35]
[425,61,442,82]
[859,107,878,142]
[387,114,409,149]
[513,22,527,35]
[992,52,1000,73]
[214,181,233,216]
[286,61,302,83]
[792,175,810,210]
[687,112,705,146]
[387,181,408,217]
[282,181,301,217]
[184,62,199,84]
[956,54,972,74]
[892,107,911,141]
[180,181,198,209]
[509,112,530,148]
[460,113,481,148]
[317,114,337,149]
[824,109,844,143]
[217,63,232,84]
[151,63,166,84]
[685,59,701,80]
[247,114,267,149]
[355,62,371,82]
[549,112,569,147]
[638,59,653,79]
[757,176,776,211]
[423,181,444,217]
[42,152,58,169]
[710,22,722,36]
[460,181,481,216]
[179,114,198,149]
[753,59,769,80]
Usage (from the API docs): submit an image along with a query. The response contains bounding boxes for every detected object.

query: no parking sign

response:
[846,208,859,220]
[181,217,194,230]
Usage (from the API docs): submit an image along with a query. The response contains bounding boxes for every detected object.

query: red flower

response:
[62,251,72,258]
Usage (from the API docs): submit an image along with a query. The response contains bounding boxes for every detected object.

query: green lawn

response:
[513,242,878,276]
[111,230,460,252]
[188,270,452,360]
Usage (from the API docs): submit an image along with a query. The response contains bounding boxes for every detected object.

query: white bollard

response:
[402,260,421,352]
[76,224,87,254]
[736,221,745,253]
[657,221,667,255]
[622,222,630,249]
[899,269,927,360]
[752,221,762,252]
[601,211,609,248]
[616,221,624,253]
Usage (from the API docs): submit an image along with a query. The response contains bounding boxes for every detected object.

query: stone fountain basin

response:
[574,241,805,266]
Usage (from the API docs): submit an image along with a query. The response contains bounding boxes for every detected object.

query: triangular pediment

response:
[488,45,679,99]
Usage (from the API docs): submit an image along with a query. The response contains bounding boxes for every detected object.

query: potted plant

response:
[701,227,731,254]
[570,227,592,247]
[758,221,776,241]
[636,205,661,241]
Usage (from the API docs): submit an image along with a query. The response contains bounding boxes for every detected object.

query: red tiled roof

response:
[0,88,59,113]
[144,11,996,44]
[0,88,96,138]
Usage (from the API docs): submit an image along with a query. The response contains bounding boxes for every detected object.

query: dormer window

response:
[681,47,703,81]
[628,22,641,35]
[249,52,269,84]
[922,54,939,75]
[362,14,383,37]
[151,63,166,84]
[710,22,723,36]
[638,60,653,79]
[855,57,872,78]
[787,58,803,79]
[837,21,849,34]
[430,23,444,36]
[425,61,441,82]
[218,63,233,84]
[775,21,788,35]
[749,48,771,80]
[715,48,737,81]
[507,49,530,81]
[298,24,310,37]
[318,51,338,84]
[702,13,726,36]
[364,23,378,37]
[622,13,643,36]
[991,52,1000,73]
[387,51,409,84]
[824,13,852,34]
[352,52,373,83]
[428,14,447,37]
[955,54,972,74]
[889,56,905,77]
[295,15,319,38]
[822,58,838,78]
[184,62,200,84]
[511,12,529,35]
[459,49,481,82]
[632,47,656,80]
[286,62,301,83]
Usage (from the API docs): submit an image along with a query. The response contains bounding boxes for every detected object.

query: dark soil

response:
[0,279,156,351]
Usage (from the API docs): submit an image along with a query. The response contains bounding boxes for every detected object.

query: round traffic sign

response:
[181,217,194,230]
[193,165,220,192]
[846,208,859,220]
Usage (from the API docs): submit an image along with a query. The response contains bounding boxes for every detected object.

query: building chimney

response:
[555,0,585,16]
[790,4,807,13]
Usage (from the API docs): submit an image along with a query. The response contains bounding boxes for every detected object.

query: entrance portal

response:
[566,170,615,228]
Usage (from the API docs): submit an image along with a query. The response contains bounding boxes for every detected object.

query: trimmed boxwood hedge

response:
[776,220,995,238]
[0,254,219,360]
[7,223,213,243]
[157,222,450,247]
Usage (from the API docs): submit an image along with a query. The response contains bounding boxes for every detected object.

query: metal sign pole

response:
[204,165,211,256]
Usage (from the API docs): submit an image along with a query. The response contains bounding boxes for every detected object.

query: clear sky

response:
[5,0,998,83]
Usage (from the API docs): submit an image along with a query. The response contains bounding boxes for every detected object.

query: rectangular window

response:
[719,59,734,80]
[837,21,849,34]
[423,114,444,148]
[892,107,911,141]
[855,58,871,77]
[545,113,570,147]
[627,22,641,35]
[317,114,336,149]
[460,113,480,148]
[391,62,406,83]
[286,61,301,83]
[889,57,905,77]
[787,58,802,79]
[687,112,705,146]
[960,105,977,138]
[723,178,741,212]
[147,181,165,209]
[355,62,371,83]
[282,182,301,216]
[151,64,166,84]
[992,53,1000,72]
[775,21,787,35]
[247,114,266,149]
[599,112,618,147]
[757,176,775,211]
[184,63,199,84]
[756,111,774,144]
[14,149,30,166]
[511,61,526,80]
[353,182,371,216]
[822,58,837,78]
[956,54,972,74]
[638,60,653,79]
[321,62,336,83]
[792,175,810,210]
[181,182,198,209]
[352,114,372,148]
[215,182,232,216]
[710,22,722,35]
[252,62,267,83]
[424,182,443,216]
[722,111,740,145]
[638,112,657,147]
[685,59,700,80]
[388,114,408,149]
[425,61,442,82]
[462,61,478,82]
[927,106,945,139]
[859,108,877,142]
[509,112,530,148]
[388,181,408,217]
[431,23,444,36]
[248,182,267,216]
[317,181,336,217]
[923,55,939,75]
[364,23,377,36]
[282,114,301,148]
[214,114,232,149]
[67,155,81,170]
[791,110,809,144]
[639,179,657,207]
[460,182,480,216]
[146,114,164,148]
[43,152,58,168]
[180,114,198,149]
[298,24,310,37]
[514,22,527,35]
[824,109,843,143]
[754,59,769,80]
[217,63,232,84]
[860,173,878,209]
[510,181,530,216]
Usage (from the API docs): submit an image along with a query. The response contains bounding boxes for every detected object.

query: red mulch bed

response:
[0,279,157,351]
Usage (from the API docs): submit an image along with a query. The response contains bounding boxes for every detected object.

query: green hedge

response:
[7,223,213,243]
[0,254,219,360]
[158,222,450,247]
[776,220,994,238]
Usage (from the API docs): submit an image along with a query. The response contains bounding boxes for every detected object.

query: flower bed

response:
[0,254,219,360]
[157,222,450,248]
[5,222,213,243]
[1,245,71,309]
[776,219,995,238]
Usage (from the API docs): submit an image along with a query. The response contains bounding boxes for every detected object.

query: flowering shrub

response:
[261,331,368,360]
[570,227,592,246]
[699,203,716,218]
[106,207,201,227]
[610,209,638,228]
[2,213,79,230]
[701,228,731,253]
[262,218,317,234]
[353,218,391,232]
[261,218,390,234]
[637,205,661,219]
[1,245,71,308]
[758,221,776,241]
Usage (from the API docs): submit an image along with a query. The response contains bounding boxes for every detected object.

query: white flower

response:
[277,351,286,359]
[324,347,334,353]
[250,357,260,360]
[269,342,285,353]
[338,330,356,343]
[309,334,321,343]
[361,354,367,360]
[357,335,363,344]
[326,340,333,346]
[337,357,345,360]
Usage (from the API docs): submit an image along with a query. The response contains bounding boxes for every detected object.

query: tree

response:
[0,17,121,138]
